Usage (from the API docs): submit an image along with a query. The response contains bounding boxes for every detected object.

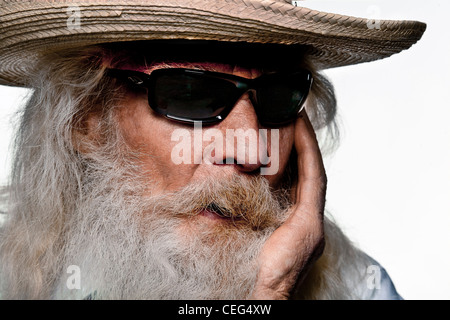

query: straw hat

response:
[0,0,426,87]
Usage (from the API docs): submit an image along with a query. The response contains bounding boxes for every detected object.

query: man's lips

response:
[198,203,237,221]
[198,209,226,221]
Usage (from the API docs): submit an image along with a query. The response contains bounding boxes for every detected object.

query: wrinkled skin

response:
[82,61,326,299]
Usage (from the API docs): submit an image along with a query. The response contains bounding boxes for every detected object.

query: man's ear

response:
[72,112,103,154]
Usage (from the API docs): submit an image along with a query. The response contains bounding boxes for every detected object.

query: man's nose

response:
[210,93,269,173]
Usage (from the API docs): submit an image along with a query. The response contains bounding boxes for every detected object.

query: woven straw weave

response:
[0,0,426,87]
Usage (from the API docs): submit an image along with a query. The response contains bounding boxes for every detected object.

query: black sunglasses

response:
[106,67,313,126]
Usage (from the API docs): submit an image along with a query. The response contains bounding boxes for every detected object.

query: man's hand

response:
[251,110,327,299]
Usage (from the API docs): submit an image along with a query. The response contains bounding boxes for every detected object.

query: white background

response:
[0,0,449,299]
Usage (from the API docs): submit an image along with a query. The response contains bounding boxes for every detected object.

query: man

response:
[0,1,425,299]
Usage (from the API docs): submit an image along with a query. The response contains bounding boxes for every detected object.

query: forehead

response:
[103,40,308,72]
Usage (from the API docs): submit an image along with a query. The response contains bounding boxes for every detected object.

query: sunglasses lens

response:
[143,68,312,125]
[256,72,311,125]
[150,72,237,122]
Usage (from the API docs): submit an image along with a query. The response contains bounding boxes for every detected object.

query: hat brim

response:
[0,0,426,87]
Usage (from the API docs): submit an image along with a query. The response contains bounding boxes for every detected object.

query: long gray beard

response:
[52,169,291,300]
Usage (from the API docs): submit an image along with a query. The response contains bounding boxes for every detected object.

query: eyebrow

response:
[107,48,300,76]
[140,61,220,74]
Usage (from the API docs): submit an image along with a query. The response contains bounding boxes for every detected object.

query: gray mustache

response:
[151,175,292,230]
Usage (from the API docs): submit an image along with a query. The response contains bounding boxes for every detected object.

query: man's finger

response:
[292,110,327,215]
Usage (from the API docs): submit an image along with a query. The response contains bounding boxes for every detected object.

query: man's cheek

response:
[171,127,194,165]
[260,129,279,176]
[263,126,294,186]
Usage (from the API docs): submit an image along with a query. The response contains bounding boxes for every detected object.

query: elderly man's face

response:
[56,46,309,299]
[113,61,296,205]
